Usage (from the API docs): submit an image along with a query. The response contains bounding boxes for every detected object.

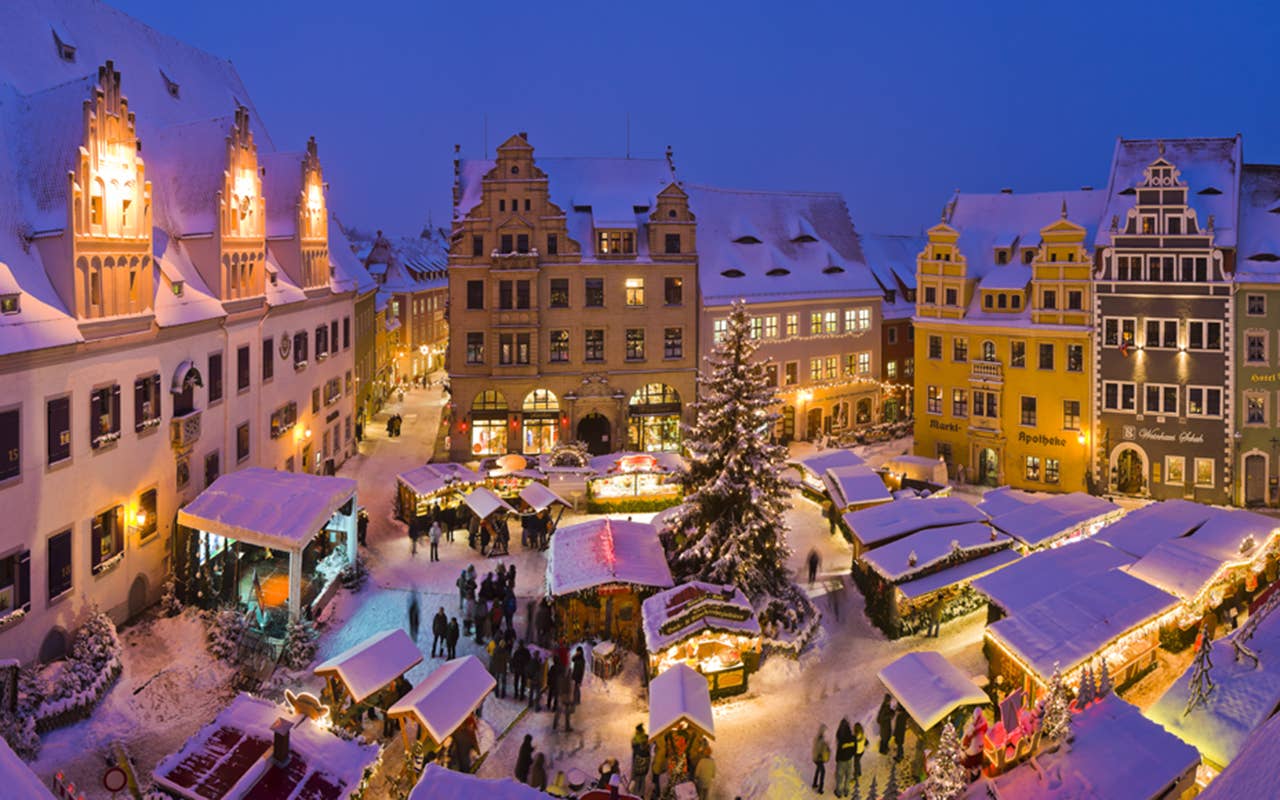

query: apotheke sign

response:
[1122,426,1205,444]
[1017,432,1067,447]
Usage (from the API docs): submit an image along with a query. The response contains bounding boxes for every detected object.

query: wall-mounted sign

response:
[1017,431,1067,447]
[278,333,292,360]
[1123,426,1205,444]
[1249,373,1280,384]
[929,419,961,433]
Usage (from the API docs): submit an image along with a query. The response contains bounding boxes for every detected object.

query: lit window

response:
[625,278,645,306]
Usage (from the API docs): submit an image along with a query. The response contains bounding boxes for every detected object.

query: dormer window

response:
[995,249,1008,265]
[170,281,184,298]
[766,268,790,276]
[1022,249,1035,265]
[733,235,762,244]
[160,70,180,99]
[0,295,19,315]
[597,230,635,255]
[1198,187,1222,196]
[52,27,76,62]
[721,269,745,278]
[823,266,845,274]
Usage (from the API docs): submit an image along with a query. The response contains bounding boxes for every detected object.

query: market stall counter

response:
[586,452,685,513]
[642,582,761,699]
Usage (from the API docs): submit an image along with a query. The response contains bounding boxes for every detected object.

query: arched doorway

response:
[978,448,999,487]
[627,384,682,452]
[577,413,612,455]
[1245,453,1267,507]
[470,390,509,456]
[1114,446,1146,494]
[521,389,560,455]
[39,628,69,663]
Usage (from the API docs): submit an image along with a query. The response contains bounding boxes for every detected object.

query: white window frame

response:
[764,315,778,338]
[1165,455,1186,485]
[1143,383,1179,416]
[1103,317,1137,347]
[926,385,942,415]
[1245,390,1268,426]
[1245,329,1269,365]
[1247,294,1266,317]
[1103,380,1137,413]
[1194,458,1215,488]
[1187,320,1223,352]
[1143,317,1179,350]
[1186,386,1223,418]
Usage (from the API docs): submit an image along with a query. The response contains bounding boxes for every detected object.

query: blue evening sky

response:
[112,0,1280,238]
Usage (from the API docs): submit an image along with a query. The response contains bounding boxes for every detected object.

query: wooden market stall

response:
[586,452,685,512]
[546,519,674,649]
[314,629,422,731]
[877,651,989,747]
[647,664,715,795]
[484,453,547,499]
[986,492,1123,552]
[516,481,571,550]
[396,463,484,522]
[177,468,358,625]
[822,464,893,513]
[789,448,866,499]
[841,496,988,558]
[641,582,761,698]
[388,656,495,780]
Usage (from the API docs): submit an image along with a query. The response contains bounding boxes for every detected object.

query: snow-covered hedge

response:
[34,608,123,733]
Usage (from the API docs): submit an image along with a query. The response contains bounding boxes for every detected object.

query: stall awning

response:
[877,651,988,731]
[314,629,423,704]
[547,519,674,596]
[649,663,714,741]
[463,487,516,520]
[519,482,570,512]
[388,656,495,745]
[398,463,484,497]
[177,468,357,553]
[823,464,892,510]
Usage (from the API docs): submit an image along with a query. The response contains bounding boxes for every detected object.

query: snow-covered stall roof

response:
[877,651,988,731]
[974,486,1039,518]
[987,492,1122,549]
[896,549,1022,601]
[397,463,484,497]
[153,693,377,800]
[177,468,356,552]
[1124,507,1279,601]
[842,497,988,549]
[462,487,516,520]
[1091,498,1211,559]
[986,568,1178,681]
[861,522,1010,583]
[823,465,892,510]
[314,629,423,704]
[791,448,866,477]
[547,519,674,596]
[972,539,1134,615]
[409,764,547,800]
[518,481,570,512]
[388,656,495,746]
[965,696,1199,800]
[641,582,760,653]
[1196,706,1280,799]
[649,663,715,740]
[0,736,54,799]
[1148,604,1280,769]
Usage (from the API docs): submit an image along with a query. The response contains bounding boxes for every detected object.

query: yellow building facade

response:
[913,192,1103,493]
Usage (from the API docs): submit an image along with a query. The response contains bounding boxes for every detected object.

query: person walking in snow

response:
[527,652,545,711]
[571,646,587,704]
[529,752,548,791]
[409,520,420,557]
[893,703,909,761]
[446,616,460,659]
[512,640,531,700]
[429,518,443,562]
[535,599,553,648]
[407,593,421,642]
[515,734,534,783]
[808,549,821,586]
[431,606,448,658]
[812,723,831,794]
[834,717,855,796]
[630,724,651,797]
[876,695,895,754]
[693,744,715,800]
[490,638,510,698]
[552,665,575,732]
[852,721,867,779]
[547,659,562,713]
[473,599,489,645]
[456,568,470,611]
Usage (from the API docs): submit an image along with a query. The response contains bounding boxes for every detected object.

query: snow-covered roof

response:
[1196,707,1280,799]
[588,451,687,476]
[974,486,1039,518]
[314,629,423,704]
[1124,507,1279,601]
[462,486,516,520]
[1096,137,1242,249]
[641,581,760,654]
[859,232,922,294]
[397,463,485,498]
[648,663,715,740]
[328,218,377,295]
[822,465,892,510]
[1236,164,1280,280]
[0,736,54,799]
[177,468,356,552]
[861,522,1009,583]
[986,568,1178,680]
[518,481,570,512]
[987,492,1122,549]
[968,696,1199,800]
[877,651,988,732]
[972,539,1134,615]
[547,518,674,596]
[410,764,547,800]
[792,448,866,476]
[896,549,1022,601]
[388,656,495,746]
[687,184,881,306]
[1148,605,1280,769]
[153,693,377,800]
[1091,499,1211,560]
[842,497,988,549]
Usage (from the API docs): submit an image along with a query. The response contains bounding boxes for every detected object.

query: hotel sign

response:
[1250,372,1280,384]
[1122,426,1205,444]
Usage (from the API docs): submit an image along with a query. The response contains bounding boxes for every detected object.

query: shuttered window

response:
[0,408,18,480]
[47,397,70,465]
[89,385,121,449]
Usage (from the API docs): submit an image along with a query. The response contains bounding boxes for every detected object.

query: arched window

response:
[630,383,681,406]
[472,390,508,411]
[981,340,996,361]
[521,389,560,455]
[523,389,559,412]
[470,390,509,456]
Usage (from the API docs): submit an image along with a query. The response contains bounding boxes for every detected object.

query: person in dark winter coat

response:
[511,641,531,699]
[812,723,830,794]
[407,593,421,642]
[833,718,855,797]
[456,570,469,612]
[808,549,820,586]
[535,600,553,648]
[490,639,510,698]
[547,660,562,712]
[525,599,537,640]
[431,607,448,658]
[552,665,574,732]
[893,703,909,760]
[527,652,544,710]
[515,734,534,783]
[631,724,651,797]
[876,694,895,754]
[571,646,586,704]
[529,752,548,790]
[474,599,489,645]
[446,617,460,659]
[507,564,517,590]
[503,590,518,634]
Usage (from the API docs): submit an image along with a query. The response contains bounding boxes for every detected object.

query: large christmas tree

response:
[661,300,813,630]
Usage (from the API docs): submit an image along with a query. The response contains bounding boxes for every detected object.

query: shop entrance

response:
[1115,447,1146,494]
[1245,454,1267,507]
[979,448,999,487]
[781,406,796,443]
[807,408,823,440]
[577,413,612,455]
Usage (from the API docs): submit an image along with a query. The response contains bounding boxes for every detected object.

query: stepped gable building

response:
[447,133,698,459]
[0,0,370,663]
[687,185,885,440]
[913,188,1105,492]
[1093,137,1241,504]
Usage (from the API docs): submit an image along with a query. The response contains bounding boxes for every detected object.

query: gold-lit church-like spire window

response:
[297,136,329,289]
[219,105,266,300]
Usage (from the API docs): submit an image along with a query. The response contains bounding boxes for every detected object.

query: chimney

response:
[1000,187,1013,194]
[271,717,295,766]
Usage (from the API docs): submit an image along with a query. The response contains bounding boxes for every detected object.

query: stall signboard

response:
[659,602,754,637]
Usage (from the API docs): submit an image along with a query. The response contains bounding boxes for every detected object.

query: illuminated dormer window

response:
[0,295,19,315]
[597,230,635,255]
[171,281,184,297]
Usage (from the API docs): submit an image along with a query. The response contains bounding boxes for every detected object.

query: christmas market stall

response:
[1091,498,1211,560]
[880,454,949,491]
[822,464,893,513]
[840,496,987,558]
[483,453,547,499]
[546,519,674,649]
[960,696,1199,800]
[983,568,1179,698]
[462,486,518,555]
[986,492,1122,552]
[395,463,484,523]
[855,522,1020,638]
[648,663,715,793]
[877,651,989,745]
[973,539,1134,624]
[515,481,570,547]
[789,448,866,501]
[388,655,495,780]
[586,452,685,513]
[1193,702,1280,799]
[152,693,378,800]
[410,763,546,800]
[177,468,358,626]
[641,582,762,698]
[314,629,422,731]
